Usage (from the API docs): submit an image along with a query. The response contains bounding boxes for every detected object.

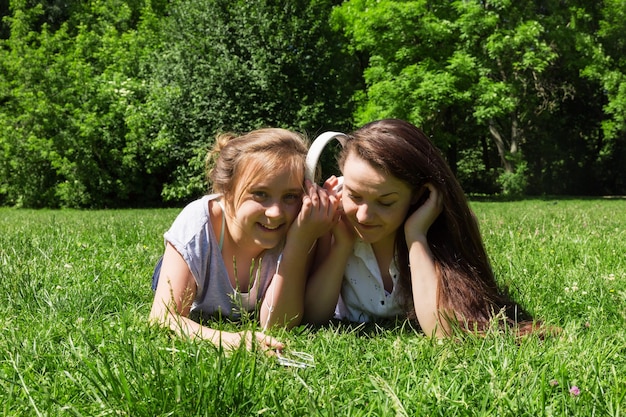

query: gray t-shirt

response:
[164,194,279,321]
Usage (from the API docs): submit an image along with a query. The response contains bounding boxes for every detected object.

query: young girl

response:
[150,128,339,351]
[305,119,537,337]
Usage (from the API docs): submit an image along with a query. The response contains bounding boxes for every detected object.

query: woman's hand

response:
[302,175,355,324]
[323,175,344,194]
[405,183,443,243]
[404,184,446,337]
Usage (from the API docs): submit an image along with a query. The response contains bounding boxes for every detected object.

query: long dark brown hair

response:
[339,119,534,332]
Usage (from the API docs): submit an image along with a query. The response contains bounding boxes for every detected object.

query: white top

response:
[334,240,404,322]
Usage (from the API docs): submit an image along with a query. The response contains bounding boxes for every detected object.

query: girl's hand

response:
[323,175,343,195]
[322,175,356,249]
[405,183,443,243]
[291,179,340,242]
[331,210,356,249]
[220,330,285,353]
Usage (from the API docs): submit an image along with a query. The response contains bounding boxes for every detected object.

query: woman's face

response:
[341,152,415,247]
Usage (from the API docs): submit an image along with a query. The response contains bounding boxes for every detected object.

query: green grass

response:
[1,199,624,416]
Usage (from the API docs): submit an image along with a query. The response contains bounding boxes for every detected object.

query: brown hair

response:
[339,119,534,333]
[207,128,308,213]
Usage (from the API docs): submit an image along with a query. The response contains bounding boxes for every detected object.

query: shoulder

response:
[174,194,223,225]
[179,194,219,217]
[167,195,217,245]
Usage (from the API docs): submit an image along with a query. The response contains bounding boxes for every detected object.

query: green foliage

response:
[1,1,626,206]
[334,0,624,196]
[0,0,169,207]
[582,0,626,140]
[150,0,358,202]
[1,201,625,414]
[497,160,528,199]
[0,0,358,207]
[160,146,208,203]
[456,144,499,195]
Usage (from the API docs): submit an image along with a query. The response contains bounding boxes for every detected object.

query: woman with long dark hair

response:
[305,119,537,336]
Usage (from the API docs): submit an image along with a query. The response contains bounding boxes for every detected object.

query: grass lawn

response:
[1,198,624,416]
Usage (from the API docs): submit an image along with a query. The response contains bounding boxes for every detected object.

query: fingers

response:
[322,175,336,191]
[303,179,320,208]
[255,332,285,355]
[218,331,285,357]
[302,179,338,219]
[405,183,443,240]
[322,175,342,192]
[423,183,443,215]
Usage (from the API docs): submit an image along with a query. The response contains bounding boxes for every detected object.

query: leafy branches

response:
[0,0,624,207]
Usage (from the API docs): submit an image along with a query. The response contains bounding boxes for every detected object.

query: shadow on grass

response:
[304,318,422,338]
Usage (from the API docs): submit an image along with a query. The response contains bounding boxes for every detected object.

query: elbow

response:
[148,308,167,327]
[261,307,304,330]
[285,312,304,329]
[149,300,177,327]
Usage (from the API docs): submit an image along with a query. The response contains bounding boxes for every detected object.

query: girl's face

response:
[341,153,415,247]
[227,164,303,252]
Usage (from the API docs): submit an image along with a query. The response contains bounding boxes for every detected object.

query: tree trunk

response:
[488,119,513,173]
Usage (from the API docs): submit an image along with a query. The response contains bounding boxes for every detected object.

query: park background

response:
[1,0,625,209]
[1,1,625,415]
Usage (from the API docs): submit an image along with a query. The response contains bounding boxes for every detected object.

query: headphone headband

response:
[305,131,348,181]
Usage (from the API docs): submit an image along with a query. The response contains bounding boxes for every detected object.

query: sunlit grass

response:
[1,199,624,416]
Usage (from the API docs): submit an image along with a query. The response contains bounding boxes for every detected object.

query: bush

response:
[497,160,528,199]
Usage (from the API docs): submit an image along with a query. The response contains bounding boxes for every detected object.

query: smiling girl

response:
[150,128,339,351]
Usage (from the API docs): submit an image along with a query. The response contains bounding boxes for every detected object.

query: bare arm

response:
[302,176,355,324]
[303,214,355,324]
[404,184,447,337]
[259,180,340,330]
[149,243,283,351]
[407,239,445,337]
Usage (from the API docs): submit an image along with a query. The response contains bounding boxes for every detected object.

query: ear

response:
[411,185,427,205]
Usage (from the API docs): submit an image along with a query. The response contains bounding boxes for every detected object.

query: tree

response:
[0,0,359,207]
[580,0,626,194]
[151,0,359,202]
[0,0,173,207]
[334,0,621,196]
